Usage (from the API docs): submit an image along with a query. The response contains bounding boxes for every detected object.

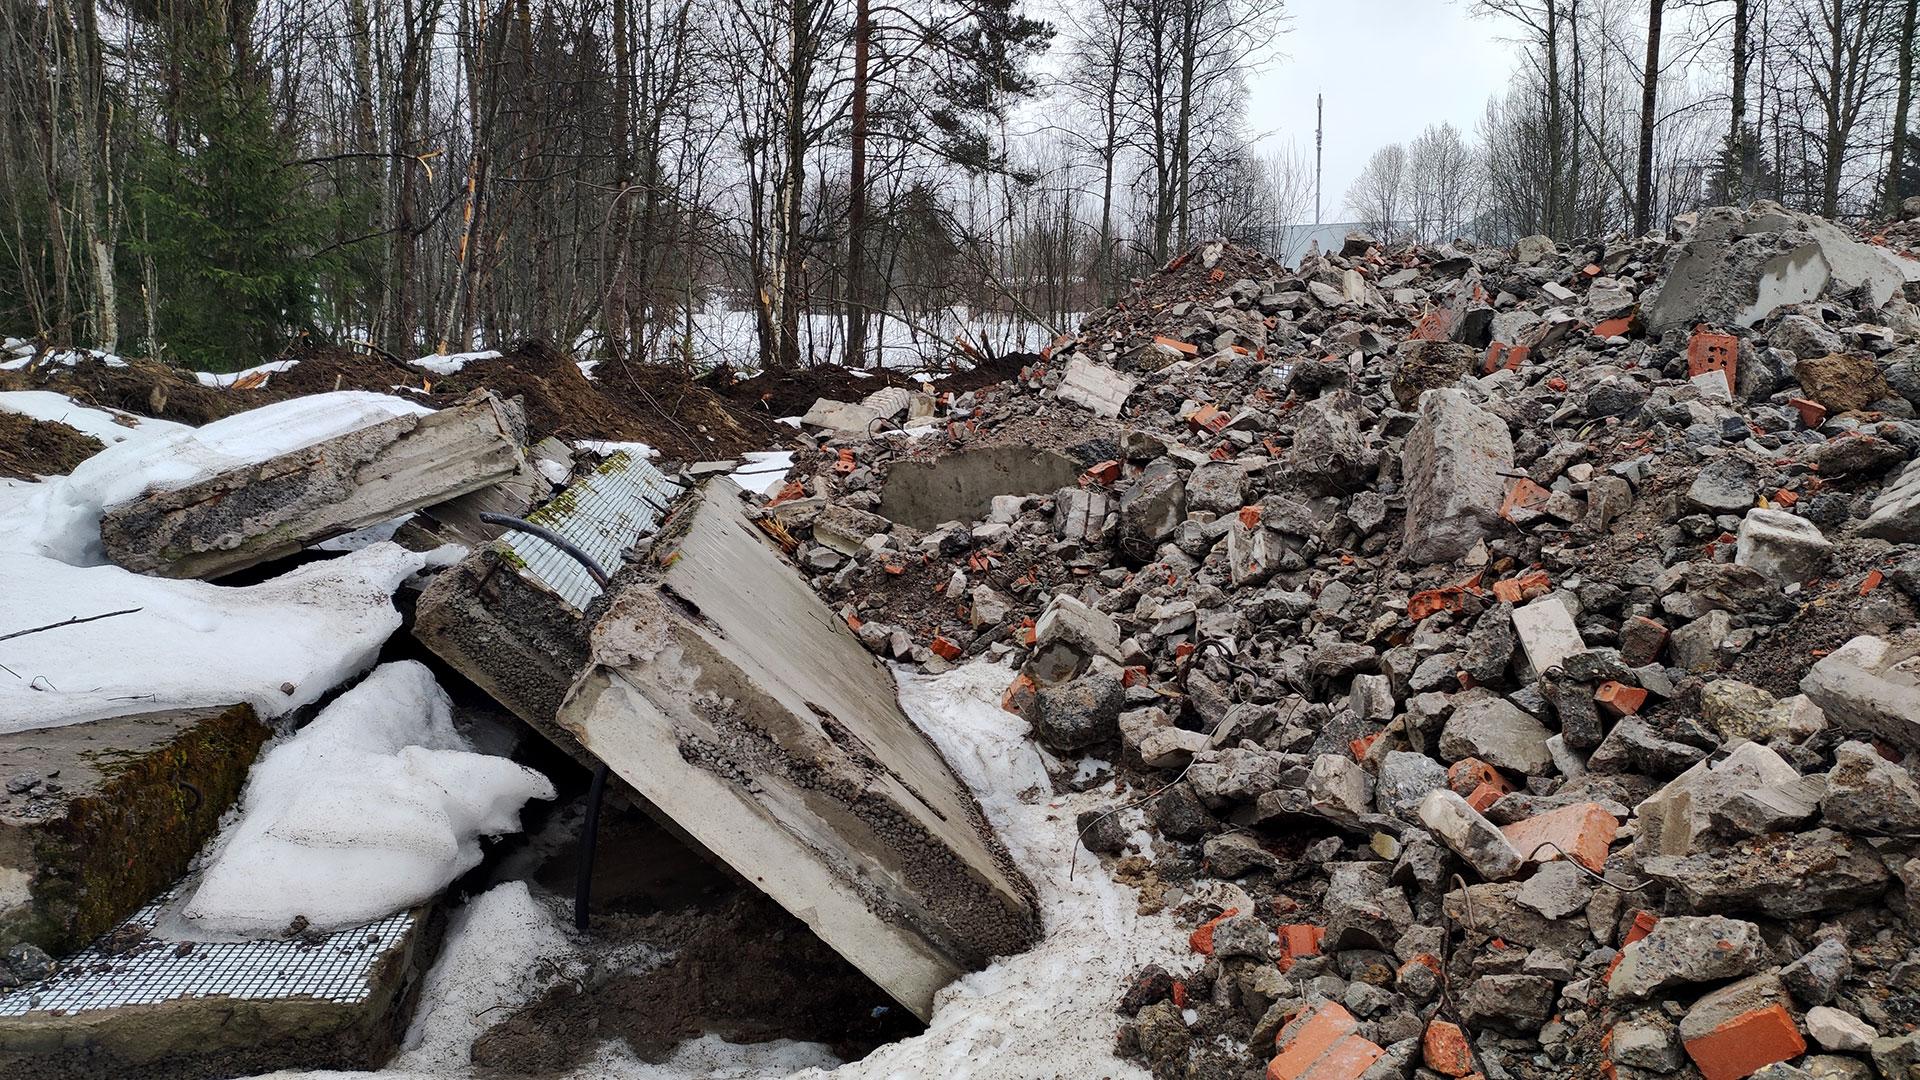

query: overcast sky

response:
[1247,1,1525,224]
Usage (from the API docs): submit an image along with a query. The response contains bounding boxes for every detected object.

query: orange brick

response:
[1789,397,1827,428]
[1501,802,1618,872]
[1081,459,1121,485]
[1447,758,1512,799]
[1409,587,1469,622]
[1623,910,1659,945]
[1154,334,1199,356]
[1491,570,1550,603]
[929,636,963,661]
[1483,341,1531,374]
[1001,673,1036,716]
[1188,908,1240,955]
[1121,665,1149,687]
[1687,327,1738,396]
[1349,733,1380,760]
[1423,1020,1474,1076]
[1592,315,1636,338]
[1276,924,1324,972]
[1267,1003,1384,1080]
[1594,680,1647,718]
[1683,1003,1806,1080]
[1862,569,1885,596]
[1500,477,1551,520]
[1465,782,1504,812]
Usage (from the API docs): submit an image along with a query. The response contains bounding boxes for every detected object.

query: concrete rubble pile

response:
[738,200,1920,1079]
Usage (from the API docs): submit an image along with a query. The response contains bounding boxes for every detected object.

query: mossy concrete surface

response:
[0,704,268,956]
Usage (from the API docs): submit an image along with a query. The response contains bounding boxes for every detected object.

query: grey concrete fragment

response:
[1055,356,1138,418]
[1439,690,1554,775]
[0,705,267,956]
[1029,594,1124,685]
[1511,596,1586,675]
[1863,457,1920,541]
[558,481,1040,1020]
[1820,740,1920,836]
[800,397,884,433]
[1800,635,1920,747]
[100,392,529,579]
[1401,388,1513,562]
[1418,789,1523,880]
[877,446,1082,530]
[1735,507,1832,585]
[1607,915,1768,1001]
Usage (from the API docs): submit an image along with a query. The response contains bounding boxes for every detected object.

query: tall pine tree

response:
[126,1,345,371]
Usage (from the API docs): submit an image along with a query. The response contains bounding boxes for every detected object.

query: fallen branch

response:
[0,607,143,643]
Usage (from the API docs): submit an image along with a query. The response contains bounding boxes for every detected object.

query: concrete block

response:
[0,706,268,956]
[1863,457,1920,541]
[1401,389,1513,562]
[100,392,529,579]
[1056,357,1138,418]
[1510,596,1585,675]
[0,888,436,1079]
[557,481,1040,1020]
[877,446,1082,531]
[1801,635,1920,747]
[800,397,884,434]
[1735,507,1832,585]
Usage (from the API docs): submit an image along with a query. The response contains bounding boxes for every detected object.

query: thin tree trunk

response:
[843,0,870,367]
[1635,0,1662,236]
[1889,0,1917,214]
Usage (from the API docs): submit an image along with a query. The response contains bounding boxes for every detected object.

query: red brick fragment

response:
[1423,1020,1475,1076]
[1687,327,1738,395]
[1594,680,1647,718]
[1189,908,1240,955]
[928,636,963,661]
[1266,1002,1384,1080]
[1682,1003,1806,1080]
[1501,802,1618,872]
[1276,924,1324,972]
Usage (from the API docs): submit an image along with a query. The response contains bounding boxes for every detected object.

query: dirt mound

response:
[590,355,792,460]
[267,341,424,398]
[470,890,919,1070]
[0,412,104,480]
[705,353,1030,419]
[1,355,256,426]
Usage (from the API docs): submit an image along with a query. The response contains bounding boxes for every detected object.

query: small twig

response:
[0,607,142,643]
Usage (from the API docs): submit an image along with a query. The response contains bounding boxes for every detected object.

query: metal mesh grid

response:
[504,449,684,612]
[0,893,414,1016]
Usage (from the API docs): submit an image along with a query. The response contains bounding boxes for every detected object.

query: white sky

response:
[1246,1,1525,223]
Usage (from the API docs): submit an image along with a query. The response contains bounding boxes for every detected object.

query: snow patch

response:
[183,662,555,936]
[0,345,126,371]
[0,390,432,565]
[195,359,300,388]
[0,390,192,452]
[727,450,795,496]
[412,350,502,376]
[574,439,658,460]
[0,542,428,730]
[393,882,581,1071]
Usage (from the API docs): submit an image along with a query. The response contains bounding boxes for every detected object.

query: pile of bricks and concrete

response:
[742,201,1920,1080]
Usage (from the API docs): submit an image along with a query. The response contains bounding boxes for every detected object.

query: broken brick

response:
[1276,924,1324,972]
[1682,1002,1805,1080]
[928,636,963,661]
[1501,801,1618,872]
[1189,908,1240,955]
[1267,1002,1384,1080]
[1423,1019,1474,1077]
[1593,680,1647,718]
[1500,477,1551,521]
[1483,342,1530,374]
[1789,397,1827,428]
[1687,327,1738,396]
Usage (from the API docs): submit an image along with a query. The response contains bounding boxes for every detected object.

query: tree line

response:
[1347,0,1920,248]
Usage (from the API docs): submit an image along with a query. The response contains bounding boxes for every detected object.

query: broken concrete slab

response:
[0,706,267,956]
[1400,388,1513,562]
[0,888,435,1079]
[876,445,1083,531]
[557,480,1040,1020]
[1510,595,1585,676]
[414,448,685,769]
[1735,507,1832,585]
[1056,357,1138,418]
[1800,635,1920,747]
[800,397,885,434]
[99,392,529,579]
[1862,457,1920,541]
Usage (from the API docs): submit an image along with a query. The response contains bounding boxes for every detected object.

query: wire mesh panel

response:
[0,892,415,1016]
[501,450,684,612]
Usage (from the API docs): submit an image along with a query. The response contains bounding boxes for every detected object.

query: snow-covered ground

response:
[411,350,502,376]
[195,358,302,388]
[183,662,554,936]
[253,660,1180,1080]
[726,450,796,496]
[0,343,127,371]
[0,389,192,449]
[0,390,430,566]
[0,543,441,730]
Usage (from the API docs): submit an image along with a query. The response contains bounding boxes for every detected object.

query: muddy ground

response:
[0,413,104,480]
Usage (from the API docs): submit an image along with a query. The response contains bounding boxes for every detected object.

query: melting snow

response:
[0,542,430,730]
[412,350,502,376]
[182,662,554,936]
[0,390,192,451]
[195,359,301,388]
[0,390,431,565]
[727,450,795,496]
